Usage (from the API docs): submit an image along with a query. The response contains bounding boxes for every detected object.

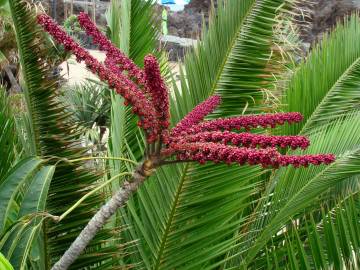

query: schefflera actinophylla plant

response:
[37,13,335,270]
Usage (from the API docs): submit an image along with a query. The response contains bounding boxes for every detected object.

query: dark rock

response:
[160,35,197,61]
[296,0,359,44]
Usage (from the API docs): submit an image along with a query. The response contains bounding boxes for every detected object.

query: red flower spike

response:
[162,142,335,168]
[144,54,170,131]
[37,14,159,142]
[171,95,221,137]
[182,112,303,134]
[77,12,145,84]
[178,131,310,150]
[278,154,335,168]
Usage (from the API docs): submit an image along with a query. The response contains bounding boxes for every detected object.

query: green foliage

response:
[8,0,128,268]
[278,194,360,269]
[0,158,42,233]
[63,15,82,34]
[223,14,360,270]
[0,89,18,181]
[181,0,292,117]
[111,2,360,270]
[283,14,360,135]
[0,252,14,270]
[61,82,110,146]
[0,158,55,269]
[234,114,360,268]
[0,157,54,269]
[116,1,307,269]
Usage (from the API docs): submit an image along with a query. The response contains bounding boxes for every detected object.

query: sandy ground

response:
[60,49,181,88]
[60,49,106,85]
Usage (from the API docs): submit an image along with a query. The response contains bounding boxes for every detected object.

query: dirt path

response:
[60,49,105,85]
[60,50,181,91]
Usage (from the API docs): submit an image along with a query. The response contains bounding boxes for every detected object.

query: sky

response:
[157,0,190,11]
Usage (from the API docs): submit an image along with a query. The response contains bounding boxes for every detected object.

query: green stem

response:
[66,156,137,165]
[58,172,132,222]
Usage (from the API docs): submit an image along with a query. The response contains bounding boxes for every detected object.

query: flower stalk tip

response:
[144,54,170,132]
[171,95,222,137]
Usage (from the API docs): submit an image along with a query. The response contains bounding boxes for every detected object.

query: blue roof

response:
[161,0,176,4]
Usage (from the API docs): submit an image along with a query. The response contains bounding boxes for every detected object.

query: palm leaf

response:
[0,88,18,181]
[260,193,360,269]
[0,162,54,269]
[9,1,127,268]
[223,15,360,267]
[233,112,360,268]
[0,157,43,234]
[283,14,360,135]
[181,0,294,117]
[0,253,13,270]
[117,0,299,269]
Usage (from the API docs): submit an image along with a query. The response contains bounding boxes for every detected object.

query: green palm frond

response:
[180,0,296,117]
[0,158,54,269]
[283,14,360,135]
[219,15,360,268]
[236,113,360,268]
[0,88,18,181]
[257,192,360,269]
[0,252,14,270]
[62,83,110,130]
[115,1,301,269]
[9,0,129,268]
[61,82,110,148]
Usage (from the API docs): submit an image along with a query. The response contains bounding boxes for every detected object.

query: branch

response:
[56,171,133,222]
[3,65,21,93]
[51,162,149,270]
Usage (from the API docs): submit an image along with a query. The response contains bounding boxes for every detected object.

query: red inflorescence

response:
[178,131,310,150]
[162,142,335,168]
[37,12,335,168]
[77,12,145,84]
[144,54,170,131]
[184,112,303,134]
[278,154,335,168]
[171,95,222,137]
[37,14,159,142]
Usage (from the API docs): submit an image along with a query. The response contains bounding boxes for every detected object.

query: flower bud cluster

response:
[77,12,145,84]
[179,131,310,150]
[162,142,335,168]
[144,55,170,130]
[165,99,334,168]
[184,112,303,134]
[37,14,159,142]
[171,95,221,137]
[277,154,335,168]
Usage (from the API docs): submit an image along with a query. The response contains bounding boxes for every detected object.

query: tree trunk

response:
[51,161,150,270]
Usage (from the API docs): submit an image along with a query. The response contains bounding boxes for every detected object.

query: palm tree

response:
[1,0,360,269]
